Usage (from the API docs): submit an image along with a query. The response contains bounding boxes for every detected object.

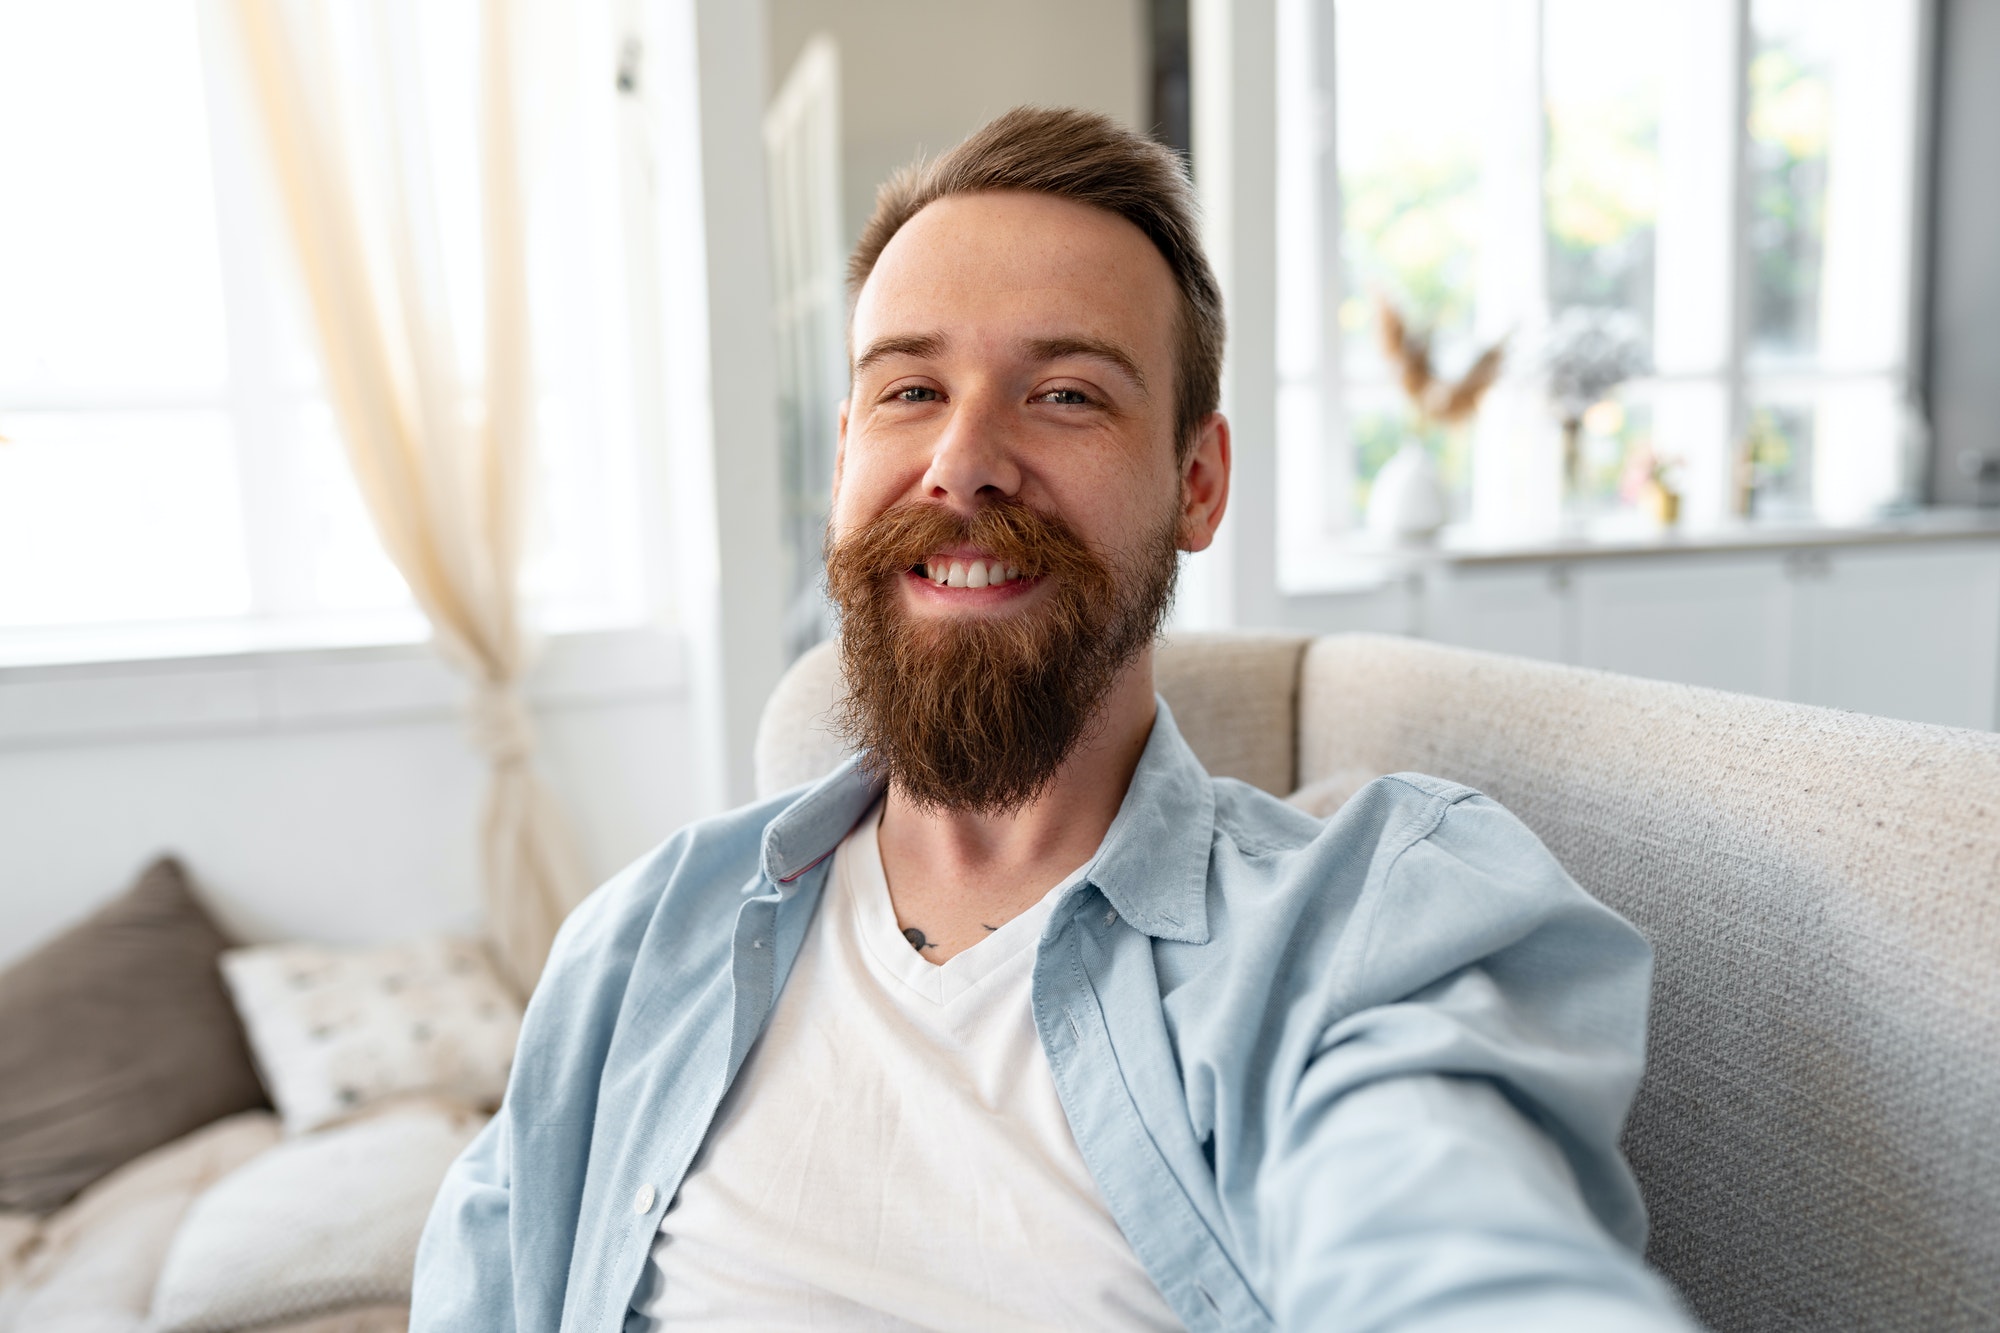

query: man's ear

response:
[831,399,850,503]
[1177,411,1231,552]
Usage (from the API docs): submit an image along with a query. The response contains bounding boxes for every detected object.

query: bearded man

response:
[413,108,1695,1331]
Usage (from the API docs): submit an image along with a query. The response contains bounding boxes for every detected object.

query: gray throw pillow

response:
[0,857,269,1214]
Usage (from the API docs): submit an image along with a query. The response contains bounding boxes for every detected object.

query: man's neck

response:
[873,650,1159,964]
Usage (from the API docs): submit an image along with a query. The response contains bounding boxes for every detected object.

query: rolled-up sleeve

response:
[1259,789,1700,1331]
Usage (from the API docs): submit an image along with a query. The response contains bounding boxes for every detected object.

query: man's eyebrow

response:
[853,332,947,376]
[1022,336,1150,397]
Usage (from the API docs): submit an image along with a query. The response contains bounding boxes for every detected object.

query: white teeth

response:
[924,557,1022,588]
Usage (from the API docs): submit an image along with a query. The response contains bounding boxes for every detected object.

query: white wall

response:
[766,0,1148,251]
[0,630,712,970]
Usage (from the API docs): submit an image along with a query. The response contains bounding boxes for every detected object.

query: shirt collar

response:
[758,696,1215,944]
[758,756,884,889]
[1081,696,1214,944]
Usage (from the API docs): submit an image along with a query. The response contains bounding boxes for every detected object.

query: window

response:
[0,0,648,660]
[764,35,845,663]
[1275,0,1926,582]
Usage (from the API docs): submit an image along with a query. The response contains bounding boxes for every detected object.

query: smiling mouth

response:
[912,556,1025,589]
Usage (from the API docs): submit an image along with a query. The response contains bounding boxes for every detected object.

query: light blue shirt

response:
[412,700,1696,1331]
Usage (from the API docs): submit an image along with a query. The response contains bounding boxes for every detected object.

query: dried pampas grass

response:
[1375,297,1506,426]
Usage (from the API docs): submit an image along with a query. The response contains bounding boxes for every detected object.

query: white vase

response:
[1367,441,1447,541]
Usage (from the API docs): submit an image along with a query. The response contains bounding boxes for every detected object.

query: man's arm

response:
[412,1106,518,1332]
[409,828,682,1332]
[1259,788,1700,1331]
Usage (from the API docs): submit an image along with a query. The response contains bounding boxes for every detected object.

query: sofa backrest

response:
[1300,633,2000,1332]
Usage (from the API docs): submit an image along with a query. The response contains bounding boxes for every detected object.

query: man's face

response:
[824,190,1225,811]
[830,189,1191,611]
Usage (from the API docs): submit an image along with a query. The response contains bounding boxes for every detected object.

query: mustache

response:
[825,498,1108,584]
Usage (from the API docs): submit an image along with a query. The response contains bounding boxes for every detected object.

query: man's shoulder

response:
[1197,769,1600,952]
[1207,768,1487,872]
[1194,767,1637,1001]
[541,782,817,984]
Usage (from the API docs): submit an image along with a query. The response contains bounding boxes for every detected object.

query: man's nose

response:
[921,393,1022,509]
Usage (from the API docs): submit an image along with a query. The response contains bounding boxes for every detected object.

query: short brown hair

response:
[847,106,1225,461]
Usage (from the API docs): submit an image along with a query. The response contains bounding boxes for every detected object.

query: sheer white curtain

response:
[225,0,585,991]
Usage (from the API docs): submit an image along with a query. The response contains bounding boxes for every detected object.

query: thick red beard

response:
[823,498,1181,814]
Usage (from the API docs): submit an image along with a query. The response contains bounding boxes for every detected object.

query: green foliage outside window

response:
[1746,403,1813,514]
[1747,45,1831,360]
[1338,31,1668,521]
[1544,84,1658,324]
[1340,152,1482,372]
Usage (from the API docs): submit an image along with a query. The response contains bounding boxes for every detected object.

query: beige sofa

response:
[757,631,2000,1332]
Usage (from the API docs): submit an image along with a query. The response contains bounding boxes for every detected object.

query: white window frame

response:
[0,0,672,667]
[1193,0,1938,613]
[0,0,789,807]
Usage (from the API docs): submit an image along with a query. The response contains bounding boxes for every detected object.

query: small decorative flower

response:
[1542,308,1649,423]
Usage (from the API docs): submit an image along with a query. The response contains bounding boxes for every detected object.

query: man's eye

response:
[1037,387,1090,406]
[895,386,940,403]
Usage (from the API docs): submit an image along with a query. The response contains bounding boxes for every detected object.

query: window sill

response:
[1278,506,2000,595]
[0,610,437,672]
[0,618,687,751]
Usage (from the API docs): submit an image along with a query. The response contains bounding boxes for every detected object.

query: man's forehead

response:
[851,192,1180,352]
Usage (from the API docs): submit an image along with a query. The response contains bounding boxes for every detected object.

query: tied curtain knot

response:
[468,684,537,767]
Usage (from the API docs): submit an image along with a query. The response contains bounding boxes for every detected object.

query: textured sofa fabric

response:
[0,857,269,1214]
[754,638,849,797]
[757,629,2000,1331]
[1148,631,1313,793]
[1298,633,2000,1332]
[254,1307,409,1333]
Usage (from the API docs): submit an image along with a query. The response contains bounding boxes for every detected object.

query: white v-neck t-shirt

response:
[629,801,1182,1331]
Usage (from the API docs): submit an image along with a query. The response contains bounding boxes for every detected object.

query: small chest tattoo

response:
[903,924,999,951]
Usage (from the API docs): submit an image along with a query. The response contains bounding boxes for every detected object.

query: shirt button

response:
[633,1183,655,1214]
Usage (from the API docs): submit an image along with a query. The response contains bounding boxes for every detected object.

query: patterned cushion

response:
[220,937,520,1136]
[149,1103,483,1333]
